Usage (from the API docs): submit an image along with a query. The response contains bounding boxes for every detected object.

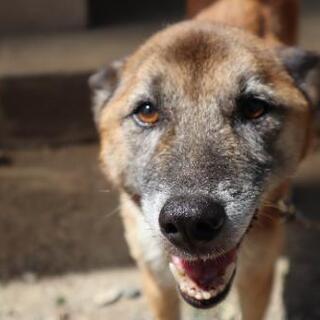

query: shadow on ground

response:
[284,182,320,319]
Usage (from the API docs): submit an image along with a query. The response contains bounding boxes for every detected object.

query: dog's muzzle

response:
[159,195,237,308]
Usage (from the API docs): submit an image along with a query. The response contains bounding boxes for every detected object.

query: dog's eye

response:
[133,102,160,126]
[240,98,269,120]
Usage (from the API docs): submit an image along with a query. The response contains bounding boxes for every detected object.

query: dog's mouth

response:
[169,248,237,309]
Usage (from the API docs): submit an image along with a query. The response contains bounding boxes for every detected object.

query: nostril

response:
[209,216,225,230]
[197,221,213,233]
[192,215,225,242]
[163,223,178,234]
[193,221,216,242]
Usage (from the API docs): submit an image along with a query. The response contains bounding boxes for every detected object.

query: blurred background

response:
[0,1,319,319]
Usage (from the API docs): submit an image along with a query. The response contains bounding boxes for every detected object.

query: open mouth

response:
[169,248,237,309]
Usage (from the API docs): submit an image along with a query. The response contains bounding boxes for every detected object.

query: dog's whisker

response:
[256,212,278,224]
[101,205,121,220]
[99,189,111,193]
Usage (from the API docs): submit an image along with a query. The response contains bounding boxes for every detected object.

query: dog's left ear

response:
[89,59,125,125]
[277,47,320,108]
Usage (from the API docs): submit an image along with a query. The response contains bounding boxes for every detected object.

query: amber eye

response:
[133,102,160,126]
[240,98,269,120]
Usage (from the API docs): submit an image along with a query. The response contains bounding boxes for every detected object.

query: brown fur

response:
[191,0,299,45]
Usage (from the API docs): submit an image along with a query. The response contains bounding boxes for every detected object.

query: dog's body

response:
[90,1,320,319]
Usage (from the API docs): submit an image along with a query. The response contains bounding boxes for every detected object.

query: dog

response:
[89,0,320,319]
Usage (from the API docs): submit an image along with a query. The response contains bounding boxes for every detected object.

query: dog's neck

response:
[189,0,299,46]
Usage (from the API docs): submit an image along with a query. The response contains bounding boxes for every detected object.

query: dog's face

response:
[91,21,319,308]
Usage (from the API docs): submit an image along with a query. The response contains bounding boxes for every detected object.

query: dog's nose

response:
[159,195,226,251]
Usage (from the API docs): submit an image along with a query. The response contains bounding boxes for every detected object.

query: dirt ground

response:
[0,261,289,320]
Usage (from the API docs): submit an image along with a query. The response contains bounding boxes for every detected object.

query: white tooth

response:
[169,263,183,283]
[188,288,196,297]
[195,292,203,300]
[180,282,188,292]
[187,289,194,297]
[202,291,211,300]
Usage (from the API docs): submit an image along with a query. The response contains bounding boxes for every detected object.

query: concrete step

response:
[0,23,163,147]
[0,23,163,77]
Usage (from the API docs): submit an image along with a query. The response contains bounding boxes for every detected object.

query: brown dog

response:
[90,0,320,319]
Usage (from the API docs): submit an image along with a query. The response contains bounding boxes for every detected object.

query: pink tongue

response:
[173,250,236,290]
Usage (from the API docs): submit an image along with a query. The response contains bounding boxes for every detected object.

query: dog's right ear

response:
[89,60,125,125]
[277,48,320,109]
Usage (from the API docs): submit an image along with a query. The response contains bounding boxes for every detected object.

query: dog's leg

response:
[140,265,180,320]
[120,193,180,320]
[236,217,284,320]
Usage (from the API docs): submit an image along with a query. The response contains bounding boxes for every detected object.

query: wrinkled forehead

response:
[125,23,286,103]
[160,32,261,101]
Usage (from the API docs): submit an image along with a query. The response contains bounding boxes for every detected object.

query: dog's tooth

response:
[190,287,196,294]
[195,292,203,300]
[169,263,178,280]
[176,266,185,276]
[169,263,184,283]
[180,282,188,293]
[169,262,187,282]
[191,288,197,297]
[187,288,195,297]
[202,291,212,300]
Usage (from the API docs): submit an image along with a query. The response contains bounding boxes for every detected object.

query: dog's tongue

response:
[172,249,236,290]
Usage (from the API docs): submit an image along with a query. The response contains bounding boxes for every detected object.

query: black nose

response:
[159,195,226,252]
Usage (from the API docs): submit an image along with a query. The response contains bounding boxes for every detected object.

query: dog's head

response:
[90,21,320,308]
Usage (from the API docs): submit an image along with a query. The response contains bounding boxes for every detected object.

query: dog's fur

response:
[90,0,320,319]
